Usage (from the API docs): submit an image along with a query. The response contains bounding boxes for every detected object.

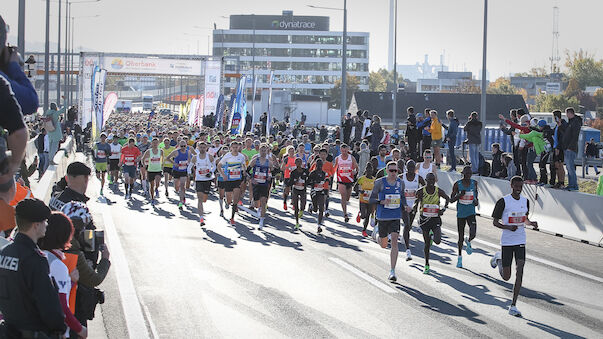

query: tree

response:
[533,93,580,113]
[369,71,387,92]
[330,74,360,109]
[487,77,522,95]
[565,49,603,90]
[564,78,581,98]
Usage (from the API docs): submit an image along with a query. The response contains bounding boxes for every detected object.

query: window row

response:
[213,33,367,45]
[214,47,367,58]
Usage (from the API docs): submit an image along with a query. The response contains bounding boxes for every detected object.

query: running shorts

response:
[148,171,162,181]
[195,180,212,194]
[217,181,227,189]
[95,162,107,173]
[172,171,188,179]
[501,244,526,267]
[109,159,120,171]
[420,216,442,233]
[378,219,400,238]
[338,181,354,189]
[163,167,173,175]
[122,165,136,178]
[225,180,243,192]
[253,185,270,200]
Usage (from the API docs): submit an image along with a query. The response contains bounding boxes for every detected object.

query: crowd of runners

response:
[90,109,539,317]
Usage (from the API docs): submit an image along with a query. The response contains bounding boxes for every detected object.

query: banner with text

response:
[203,60,221,116]
[102,92,118,127]
[103,56,202,76]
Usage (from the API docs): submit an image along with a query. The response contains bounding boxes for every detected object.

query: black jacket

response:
[0,233,66,334]
[562,115,582,152]
[49,187,90,211]
[465,119,483,145]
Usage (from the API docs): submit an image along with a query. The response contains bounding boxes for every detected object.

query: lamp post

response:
[44,0,50,111]
[307,1,347,123]
[392,0,398,131]
[18,0,25,59]
[480,0,488,152]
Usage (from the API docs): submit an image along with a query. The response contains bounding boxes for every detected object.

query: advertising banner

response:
[91,66,106,141]
[203,60,221,116]
[103,56,202,76]
[80,56,97,129]
[214,94,225,129]
[102,92,118,127]
[195,95,204,127]
[229,76,247,135]
[188,98,198,126]
[266,71,274,136]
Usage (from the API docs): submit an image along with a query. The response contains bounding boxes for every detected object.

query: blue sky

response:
[3,0,602,79]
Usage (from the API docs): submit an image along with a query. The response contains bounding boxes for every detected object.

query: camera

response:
[81,229,105,253]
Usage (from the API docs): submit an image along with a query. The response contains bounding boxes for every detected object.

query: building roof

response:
[350,92,528,123]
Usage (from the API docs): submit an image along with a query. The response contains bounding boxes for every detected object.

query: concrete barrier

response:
[31,136,76,203]
[25,136,38,166]
[437,171,603,246]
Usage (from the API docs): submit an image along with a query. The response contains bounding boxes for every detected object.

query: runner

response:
[281,146,296,211]
[137,135,151,197]
[290,158,309,230]
[450,165,479,268]
[167,140,192,210]
[108,135,122,187]
[356,162,376,237]
[417,149,437,181]
[191,141,215,226]
[218,141,247,225]
[333,144,358,223]
[162,137,176,198]
[309,148,335,217]
[142,138,163,205]
[307,158,329,234]
[400,160,425,261]
[369,161,412,282]
[93,133,111,196]
[216,145,230,217]
[490,176,539,317]
[249,143,276,230]
[413,172,449,274]
[119,138,142,200]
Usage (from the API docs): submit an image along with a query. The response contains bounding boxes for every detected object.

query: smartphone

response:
[82,229,95,252]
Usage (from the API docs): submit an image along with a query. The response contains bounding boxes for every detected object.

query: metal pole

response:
[480,0,488,152]
[392,0,398,130]
[251,15,256,123]
[44,0,50,111]
[70,16,75,106]
[18,0,25,60]
[56,0,62,107]
[65,1,69,107]
[341,0,347,120]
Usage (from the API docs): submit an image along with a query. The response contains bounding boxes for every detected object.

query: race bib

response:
[229,168,241,180]
[459,190,474,205]
[361,190,372,203]
[385,194,400,209]
[313,181,324,191]
[178,161,187,170]
[404,189,416,199]
[254,172,267,184]
[125,156,135,166]
[97,150,106,158]
[508,212,526,225]
[422,204,440,217]
[198,167,210,176]
[294,179,305,190]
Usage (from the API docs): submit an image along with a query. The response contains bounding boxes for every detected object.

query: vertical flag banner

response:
[215,94,225,129]
[102,92,118,127]
[266,70,274,136]
[195,95,204,127]
[80,56,96,129]
[188,98,198,126]
[229,76,246,134]
[91,66,106,141]
[203,60,221,116]
[251,75,258,122]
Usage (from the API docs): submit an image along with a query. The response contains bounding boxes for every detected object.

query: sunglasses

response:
[388,169,398,173]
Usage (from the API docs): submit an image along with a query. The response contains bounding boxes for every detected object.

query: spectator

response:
[0,198,67,337]
[490,143,505,178]
[443,109,459,172]
[342,112,353,144]
[465,112,483,174]
[562,107,582,191]
[406,106,419,161]
[500,109,521,177]
[503,153,515,180]
[585,138,600,175]
[517,120,547,184]
[353,111,364,142]
[0,176,16,237]
[369,116,384,156]
[36,127,50,177]
[67,106,77,130]
[38,212,89,338]
[17,154,38,187]
[361,111,372,140]
[357,141,371,178]
[44,102,65,164]
[416,109,432,157]
[244,111,252,133]
[260,112,267,135]
[428,110,443,168]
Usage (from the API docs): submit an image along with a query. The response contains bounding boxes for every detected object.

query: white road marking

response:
[102,210,152,339]
[329,257,398,294]
[140,297,160,339]
[441,227,603,284]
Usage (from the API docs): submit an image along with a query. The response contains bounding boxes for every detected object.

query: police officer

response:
[49,162,91,211]
[0,198,66,338]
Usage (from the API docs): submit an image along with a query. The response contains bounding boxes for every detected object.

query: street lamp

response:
[480,0,488,152]
[307,1,347,122]
[392,0,398,131]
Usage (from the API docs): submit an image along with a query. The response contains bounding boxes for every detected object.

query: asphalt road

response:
[85,174,603,339]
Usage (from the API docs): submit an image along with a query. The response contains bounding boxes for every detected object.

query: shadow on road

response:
[524,318,587,339]
[201,228,237,248]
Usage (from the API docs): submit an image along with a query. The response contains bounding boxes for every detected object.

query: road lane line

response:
[140,297,160,339]
[102,210,152,339]
[329,257,398,294]
[441,227,603,284]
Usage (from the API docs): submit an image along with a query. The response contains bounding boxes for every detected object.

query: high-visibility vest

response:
[9,182,33,207]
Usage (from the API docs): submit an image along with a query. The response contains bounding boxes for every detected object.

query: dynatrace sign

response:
[230,15,329,31]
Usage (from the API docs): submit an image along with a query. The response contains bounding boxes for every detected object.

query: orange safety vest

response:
[9,182,33,207]
[62,253,79,312]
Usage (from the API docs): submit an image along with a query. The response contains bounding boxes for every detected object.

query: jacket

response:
[562,115,582,152]
[519,131,546,155]
[445,118,459,142]
[0,61,39,115]
[429,117,443,140]
[66,237,111,288]
[464,119,483,144]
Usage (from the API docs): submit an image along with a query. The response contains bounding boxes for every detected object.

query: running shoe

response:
[456,256,463,268]
[388,270,397,282]
[429,230,434,245]
[165,190,169,198]
[308,203,313,213]
[371,224,379,243]
[283,202,288,211]
[406,249,412,261]
[465,237,473,255]
[151,199,156,206]
[220,210,224,217]
[256,208,261,219]
[317,226,323,234]
[344,214,350,223]
[362,230,368,237]
[225,201,230,210]
[356,212,361,223]
[490,251,502,268]
[238,200,243,206]
[100,189,103,196]
[423,265,430,275]
[109,178,113,185]
[325,210,330,218]
[295,223,300,230]
[508,305,522,317]
[258,218,264,230]
[199,217,205,227]
[370,216,375,227]
[271,188,277,194]
[178,202,183,210]
[230,218,235,225]
[298,210,304,219]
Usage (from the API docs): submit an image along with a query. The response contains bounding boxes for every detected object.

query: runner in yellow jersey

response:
[356,162,376,237]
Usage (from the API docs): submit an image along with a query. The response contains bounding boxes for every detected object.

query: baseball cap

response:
[15,198,51,222]
[416,113,423,118]
[100,132,107,138]
[66,162,91,176]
